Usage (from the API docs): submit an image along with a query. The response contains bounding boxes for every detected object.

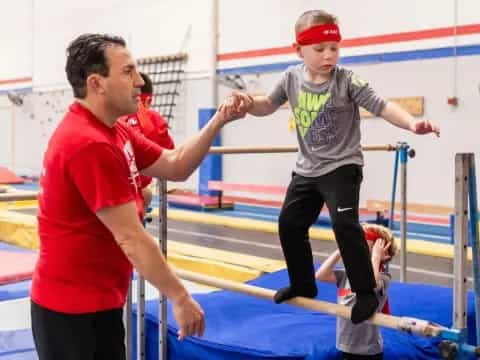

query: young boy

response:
[316,224,397,359]
[119,72,175,210]
[226,9,439,323]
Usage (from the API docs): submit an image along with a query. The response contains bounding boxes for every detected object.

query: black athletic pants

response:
[278,164,376,293]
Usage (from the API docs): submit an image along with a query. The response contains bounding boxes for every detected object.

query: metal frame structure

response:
[439,153,480,359]
[137,54,187,124]
[125,179,169,360]
[5,148,480,358]
[131,143,414,359]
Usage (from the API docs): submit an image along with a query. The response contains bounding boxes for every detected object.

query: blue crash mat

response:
[135,268,477,360]
[1,265,475,360]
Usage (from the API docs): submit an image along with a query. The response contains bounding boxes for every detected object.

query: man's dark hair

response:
[140,72,153,94]
[65,34,126,98]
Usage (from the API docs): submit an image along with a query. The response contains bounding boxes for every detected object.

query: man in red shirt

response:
[119,72,175,210]
[31,33,240,360]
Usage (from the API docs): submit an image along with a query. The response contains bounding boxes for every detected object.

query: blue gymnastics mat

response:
[0,266,476,359]
[134,267,476,360]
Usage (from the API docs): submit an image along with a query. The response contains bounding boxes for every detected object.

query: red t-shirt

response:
[120,109,174,188]
[31,102,163,314]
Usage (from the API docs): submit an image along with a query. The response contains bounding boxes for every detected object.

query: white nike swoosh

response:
[337,207,353,212]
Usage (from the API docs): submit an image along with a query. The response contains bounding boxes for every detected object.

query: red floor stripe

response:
[0,77,32,86]
[218,23,480,61]
[169,191,452,225]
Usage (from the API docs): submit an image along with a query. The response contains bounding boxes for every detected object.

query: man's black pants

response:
[31,300,126,360]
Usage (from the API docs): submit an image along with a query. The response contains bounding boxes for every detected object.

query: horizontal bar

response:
[208,181,286,194]
[175,268,444,337]
[137,53,188,64]
[209,144,398,154]
[0,192,38,202]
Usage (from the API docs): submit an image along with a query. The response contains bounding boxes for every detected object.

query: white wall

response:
[33,0,215,90]
[218,0,480,207]
[12,89,73,174]
[0,98,14,169]
[219,0,473,52]
[0,0,479,207]
[0,0,217,184]
[0,0,32,82]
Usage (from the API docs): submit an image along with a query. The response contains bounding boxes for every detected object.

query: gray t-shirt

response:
[333,269,391,355]
[269,64,386,177]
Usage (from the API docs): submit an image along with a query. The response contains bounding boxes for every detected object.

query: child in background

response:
[316,224,398,360]
[119,72,175,211]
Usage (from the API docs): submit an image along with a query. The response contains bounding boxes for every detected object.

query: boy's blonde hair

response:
[362,223,398,259]
[295,10,338,35]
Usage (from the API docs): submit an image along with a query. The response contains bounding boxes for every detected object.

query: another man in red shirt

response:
[119,72,175,210]
[31,33,239,360]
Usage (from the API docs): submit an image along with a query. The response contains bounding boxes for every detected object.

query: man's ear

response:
[86,74,106,95]
[292,43,304,59]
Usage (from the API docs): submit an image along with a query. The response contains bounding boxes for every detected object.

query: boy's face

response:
[295,41,339,77]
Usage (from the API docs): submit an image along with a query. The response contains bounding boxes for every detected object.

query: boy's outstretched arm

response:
[315,249,342,283]
[230,91,280,117]
[380,101,440,137]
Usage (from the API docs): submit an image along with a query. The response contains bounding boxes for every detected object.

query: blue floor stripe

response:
[217,44,480,75]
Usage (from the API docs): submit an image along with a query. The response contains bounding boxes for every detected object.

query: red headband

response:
[296,23,341,45]
[363,227,381,243]
[140,93,152,103]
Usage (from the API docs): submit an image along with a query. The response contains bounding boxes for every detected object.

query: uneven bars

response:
[175,268,444,338]
[209,144,398,154]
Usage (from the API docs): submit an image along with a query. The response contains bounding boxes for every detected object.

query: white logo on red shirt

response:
[126,117,138,126]
[123,141,140,193]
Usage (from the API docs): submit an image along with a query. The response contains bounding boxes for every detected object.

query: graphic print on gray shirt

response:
[334,268,391,355]
[269,64,386,177]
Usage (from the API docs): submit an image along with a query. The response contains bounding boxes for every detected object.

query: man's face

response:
[100,45,144,117]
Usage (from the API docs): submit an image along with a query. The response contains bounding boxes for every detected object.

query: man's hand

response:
[231,90,254,113]
[411,119,440,137]
[172,293,205,340]
[218,91,254,123]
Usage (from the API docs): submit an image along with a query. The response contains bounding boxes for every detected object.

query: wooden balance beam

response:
[175,268,445,337]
